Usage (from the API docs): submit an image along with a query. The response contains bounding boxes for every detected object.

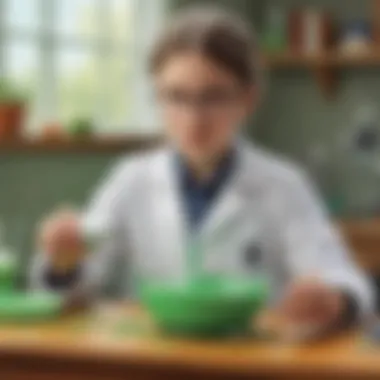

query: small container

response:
[261,6,287,53]
[288,8,334,55]
[339,20,372,56]
[0,246,17,292]
[0,222,17,293]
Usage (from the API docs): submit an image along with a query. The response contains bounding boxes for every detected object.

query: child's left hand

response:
[279,279,347,340]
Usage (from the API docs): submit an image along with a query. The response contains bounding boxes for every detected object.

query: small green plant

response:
[68,117,94,138]
[0,79,28,105]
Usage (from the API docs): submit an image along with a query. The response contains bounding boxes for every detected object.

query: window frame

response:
[0,0,166,135]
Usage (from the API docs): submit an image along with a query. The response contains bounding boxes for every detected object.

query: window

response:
[0,0,167,135]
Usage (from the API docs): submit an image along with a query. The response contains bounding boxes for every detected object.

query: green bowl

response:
[140,276,269,338]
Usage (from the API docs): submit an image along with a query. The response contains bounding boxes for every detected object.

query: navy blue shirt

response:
[177,151,236,231]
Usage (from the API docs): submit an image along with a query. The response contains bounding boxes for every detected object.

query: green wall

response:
[0,152,119,286]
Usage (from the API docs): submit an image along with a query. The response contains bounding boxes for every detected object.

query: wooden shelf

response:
[264,50,380,69]
[264,52,327,69]
[0,135,162,154]
[328,51,380,67]
[263,50,380,96]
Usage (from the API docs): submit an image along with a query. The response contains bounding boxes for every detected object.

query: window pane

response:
[56,48,100,124]
[54,0,98,39]
[4,41,38,86]
[100,53,134,132]
[4,40,39,132]
[109,0,135,45]
[5,0,40,31]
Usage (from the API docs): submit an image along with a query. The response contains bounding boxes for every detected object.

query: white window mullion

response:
[95,0,111,133]
[124,0,138,133]
[0,0,5,75]
[34,0,56,130]
[129,0,140,131]
[133,0,167,133]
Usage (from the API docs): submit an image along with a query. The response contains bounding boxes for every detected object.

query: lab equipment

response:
[339,20,372,55]
[0,222,17,292]
[261,6,287,53]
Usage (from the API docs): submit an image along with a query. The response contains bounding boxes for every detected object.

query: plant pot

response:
[0,102,26,141]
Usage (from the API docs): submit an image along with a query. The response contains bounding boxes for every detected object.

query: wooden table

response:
[0,305,379,380]
[339,219,380,274]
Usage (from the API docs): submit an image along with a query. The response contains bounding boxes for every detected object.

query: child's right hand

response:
[38,208,85,273]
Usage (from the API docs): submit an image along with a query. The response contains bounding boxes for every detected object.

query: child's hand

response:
[279,279,346,340]
[38,208,85,273]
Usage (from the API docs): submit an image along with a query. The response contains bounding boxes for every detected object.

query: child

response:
[32,6,373,339]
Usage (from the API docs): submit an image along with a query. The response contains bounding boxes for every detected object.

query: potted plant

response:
[0,79,28,141]
[68,117,94,140]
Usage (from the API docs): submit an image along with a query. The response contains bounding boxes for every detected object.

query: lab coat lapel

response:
[150,150,187,276]
[200,145,251,241]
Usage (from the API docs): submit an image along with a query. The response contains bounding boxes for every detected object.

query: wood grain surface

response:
[0,304,378,380]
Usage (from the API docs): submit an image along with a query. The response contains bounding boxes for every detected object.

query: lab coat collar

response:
[151,140,258,245]
[200,140,255,241]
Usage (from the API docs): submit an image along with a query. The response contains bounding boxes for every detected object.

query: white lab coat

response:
[31,141,374,316]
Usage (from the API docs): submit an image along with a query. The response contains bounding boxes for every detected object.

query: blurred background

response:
[1,0,380,293]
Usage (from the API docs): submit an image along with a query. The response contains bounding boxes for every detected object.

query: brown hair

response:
[149,6,261,88]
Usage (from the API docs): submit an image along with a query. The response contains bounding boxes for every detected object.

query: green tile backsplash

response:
[0,152,120,286]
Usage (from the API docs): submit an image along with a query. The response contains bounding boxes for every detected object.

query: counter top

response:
[0,304,378,380]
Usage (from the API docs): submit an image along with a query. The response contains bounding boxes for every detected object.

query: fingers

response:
[38,208,82,259]
[280,279,344,327]
[277,280,345,342]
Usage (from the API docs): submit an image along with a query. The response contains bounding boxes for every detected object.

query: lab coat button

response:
[244,244,263,268]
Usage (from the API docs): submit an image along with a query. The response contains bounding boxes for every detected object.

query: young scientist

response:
[32,7,373,338]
